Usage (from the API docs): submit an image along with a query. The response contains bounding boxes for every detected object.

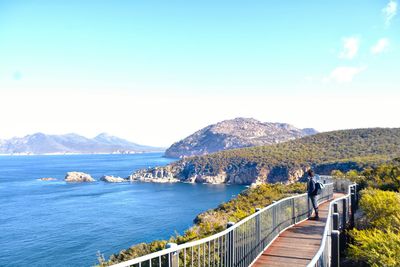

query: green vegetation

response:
[332,159,400,266]
[332,158,400,192]
[347,189,400,266]
[99,183,306,266]
[175,128,400,179]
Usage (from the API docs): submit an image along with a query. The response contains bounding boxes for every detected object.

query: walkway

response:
[252,194,343,267]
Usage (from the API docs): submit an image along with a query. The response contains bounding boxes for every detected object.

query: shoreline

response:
[0,151,166,156]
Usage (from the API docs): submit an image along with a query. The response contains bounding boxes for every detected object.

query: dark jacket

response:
[307,177,317,196]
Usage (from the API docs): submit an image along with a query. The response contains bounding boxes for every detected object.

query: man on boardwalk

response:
[307,169,319,219]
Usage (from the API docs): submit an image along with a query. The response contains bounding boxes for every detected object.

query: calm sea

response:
[0,153,245,267]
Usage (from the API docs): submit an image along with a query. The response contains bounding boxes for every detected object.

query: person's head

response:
[307,169,314,178]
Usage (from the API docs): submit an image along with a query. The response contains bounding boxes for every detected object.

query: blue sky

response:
[0,1,399,146]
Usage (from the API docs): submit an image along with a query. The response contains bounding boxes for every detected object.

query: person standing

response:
[307,169,319,219]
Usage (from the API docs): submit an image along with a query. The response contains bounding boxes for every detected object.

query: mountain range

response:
[164,118,317,158]
[0,133,164,155]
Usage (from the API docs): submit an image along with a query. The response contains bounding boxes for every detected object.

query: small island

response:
[65,172,95,183]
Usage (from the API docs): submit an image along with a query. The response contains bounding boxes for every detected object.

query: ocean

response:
[0,153,245,267]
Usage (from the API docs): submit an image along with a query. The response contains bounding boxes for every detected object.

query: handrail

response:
[109,182,335,267]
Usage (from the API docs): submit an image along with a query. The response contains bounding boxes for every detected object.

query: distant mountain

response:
[0,133,164,155]
[164,118,317,158]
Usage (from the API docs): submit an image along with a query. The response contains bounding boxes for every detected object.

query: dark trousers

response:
[309,194,319,215]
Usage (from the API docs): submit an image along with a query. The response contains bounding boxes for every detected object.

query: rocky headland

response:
[65,172,95,182]
[129,128,400,185]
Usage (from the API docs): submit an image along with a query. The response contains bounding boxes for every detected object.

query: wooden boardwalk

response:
[252,194,343,267]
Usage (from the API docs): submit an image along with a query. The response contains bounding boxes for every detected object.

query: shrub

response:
[348,188,400,266]
[348,228,400,267]
[357,188,400,230]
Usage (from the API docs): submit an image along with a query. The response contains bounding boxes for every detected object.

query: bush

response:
[348,228,400,267]
[356,188,400,230]
[348,188,400,266]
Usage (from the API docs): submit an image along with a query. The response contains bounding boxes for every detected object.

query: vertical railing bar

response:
[213,238,215,267]
[203,242,205,267]
[191,246,193,267]
[184,248,186,267]
[224,234,227,267]
[217,237,219,267]
[208,241,210,267]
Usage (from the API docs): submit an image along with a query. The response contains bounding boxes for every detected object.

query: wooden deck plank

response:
[252,193,344,267]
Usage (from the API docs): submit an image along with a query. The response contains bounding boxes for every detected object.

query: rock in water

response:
[100,175,126,183]
[65,172,95,182]
[37,177,57,181]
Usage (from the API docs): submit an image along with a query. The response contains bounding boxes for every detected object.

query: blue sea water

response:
[0,153,245,267]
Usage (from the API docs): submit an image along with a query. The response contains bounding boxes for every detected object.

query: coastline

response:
[0,151,166,156]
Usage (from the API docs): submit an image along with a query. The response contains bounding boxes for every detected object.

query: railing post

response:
[255,208,261,252]
[166,243,178,267]
[341,198,348,252]
[350,187,356,228]
[354,184,358,210]
[331,230,340,267]
[227,222,235,267]
[292,198,296,224]
[272,202,277,233]
[333,212,339,232]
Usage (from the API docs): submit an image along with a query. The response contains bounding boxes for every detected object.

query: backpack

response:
[314,181,325,195]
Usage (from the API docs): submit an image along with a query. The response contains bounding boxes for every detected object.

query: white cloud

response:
[339,37,360,60]
[383,0,398,26]
[371,38,390,54]
[325,66,367,83]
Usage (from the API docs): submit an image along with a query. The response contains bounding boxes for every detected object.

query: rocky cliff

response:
[164,118,317,158]
[127,161,308,185]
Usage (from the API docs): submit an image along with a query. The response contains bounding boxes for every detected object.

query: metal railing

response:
[110,182,335,267]
[307,179,357,267]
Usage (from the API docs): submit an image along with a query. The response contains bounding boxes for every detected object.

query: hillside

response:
[164,118,317,158]
[0,133,164,155]
[129,128,400,184]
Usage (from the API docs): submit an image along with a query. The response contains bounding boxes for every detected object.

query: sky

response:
[0,0,399,147]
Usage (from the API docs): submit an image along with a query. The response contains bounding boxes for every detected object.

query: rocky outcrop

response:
[65,172,95,182]
[165,118,317,158]
[100,175,127,183]
[37,177,57,181]
[128,166,180,183]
